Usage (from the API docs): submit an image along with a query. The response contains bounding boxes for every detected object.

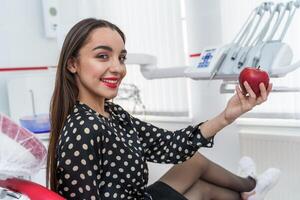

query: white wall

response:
[0,0,86,115]
[0,0,59,67]
[0,0,96,67]
[0,0,58,115]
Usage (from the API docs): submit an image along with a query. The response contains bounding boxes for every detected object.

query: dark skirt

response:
[145,181,188,200]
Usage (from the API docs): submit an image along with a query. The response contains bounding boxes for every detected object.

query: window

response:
[95,0,191,120]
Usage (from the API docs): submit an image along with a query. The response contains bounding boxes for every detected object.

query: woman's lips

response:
[100,78,119,89]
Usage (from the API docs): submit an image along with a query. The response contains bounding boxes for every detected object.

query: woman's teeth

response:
[101,79,118,83]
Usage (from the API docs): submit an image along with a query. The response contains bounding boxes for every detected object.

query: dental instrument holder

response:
[215,1,294,78]
[186,2,276,80]
[185,1,300,93]
[126,1,300,94]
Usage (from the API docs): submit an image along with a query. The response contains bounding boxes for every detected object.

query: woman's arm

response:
[199,82,272,139]
[56,117,101,199]
[198,110,229,139]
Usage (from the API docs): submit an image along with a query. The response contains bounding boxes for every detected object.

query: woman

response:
[47,18,279,200]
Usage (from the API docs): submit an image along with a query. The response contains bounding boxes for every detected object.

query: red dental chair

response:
[0,178,64,200]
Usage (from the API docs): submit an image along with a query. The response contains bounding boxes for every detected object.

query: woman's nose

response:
[109,58,125,72]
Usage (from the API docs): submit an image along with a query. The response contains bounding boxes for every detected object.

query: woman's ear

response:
[67,58,78,74]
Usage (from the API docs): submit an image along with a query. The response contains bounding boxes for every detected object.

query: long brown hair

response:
[47,18,125,191]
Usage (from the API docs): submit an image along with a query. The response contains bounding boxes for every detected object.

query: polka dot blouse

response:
[56,101,214,199]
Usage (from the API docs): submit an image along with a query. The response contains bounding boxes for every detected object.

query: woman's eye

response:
[119,55,127,63]
[96,54,109,59]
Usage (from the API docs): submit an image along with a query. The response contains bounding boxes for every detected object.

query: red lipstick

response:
[100,77,119,89]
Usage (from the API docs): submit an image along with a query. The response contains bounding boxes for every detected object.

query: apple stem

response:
[257,66,261,70]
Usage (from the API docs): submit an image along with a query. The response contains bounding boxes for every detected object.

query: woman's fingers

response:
[257,82,272,105]
[243,81,257,105]
[236,85,253,112]
[259,83,267,100]
[243,81,256,99]
[236,85,246,104]
[256,83,267,104]
[236,81,272,112]
[267,83,273,95]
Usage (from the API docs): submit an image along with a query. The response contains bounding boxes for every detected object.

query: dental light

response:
[126,1,300,93]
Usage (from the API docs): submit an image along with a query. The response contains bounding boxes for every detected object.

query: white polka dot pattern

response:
[56,101,213,199]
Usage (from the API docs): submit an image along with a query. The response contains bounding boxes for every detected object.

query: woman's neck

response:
[78,95,109,117]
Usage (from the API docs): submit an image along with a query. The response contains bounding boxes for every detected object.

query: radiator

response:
[238,118,300,200]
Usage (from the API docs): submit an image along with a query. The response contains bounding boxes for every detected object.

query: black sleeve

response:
[129,115,214,164]
[112,103,214,164]
[56,116,101,200]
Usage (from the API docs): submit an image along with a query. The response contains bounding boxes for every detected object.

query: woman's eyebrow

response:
[92,45,113,51]
[92,45,127,54]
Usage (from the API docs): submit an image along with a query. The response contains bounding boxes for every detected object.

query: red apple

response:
[239,66,269,97]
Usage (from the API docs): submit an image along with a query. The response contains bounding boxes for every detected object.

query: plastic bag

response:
[0,113,47,179]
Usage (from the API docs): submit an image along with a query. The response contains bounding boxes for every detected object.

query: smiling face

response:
[68,27,127,104]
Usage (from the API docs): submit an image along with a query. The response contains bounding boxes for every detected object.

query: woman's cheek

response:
[91,65,108,78]
[122,66,127,78]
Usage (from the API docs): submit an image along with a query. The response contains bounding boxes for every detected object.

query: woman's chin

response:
[104,93,118,100]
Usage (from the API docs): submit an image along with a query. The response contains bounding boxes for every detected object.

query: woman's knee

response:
[184,180,241,200]
[192,152,210,172]
[183,180,212,200]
